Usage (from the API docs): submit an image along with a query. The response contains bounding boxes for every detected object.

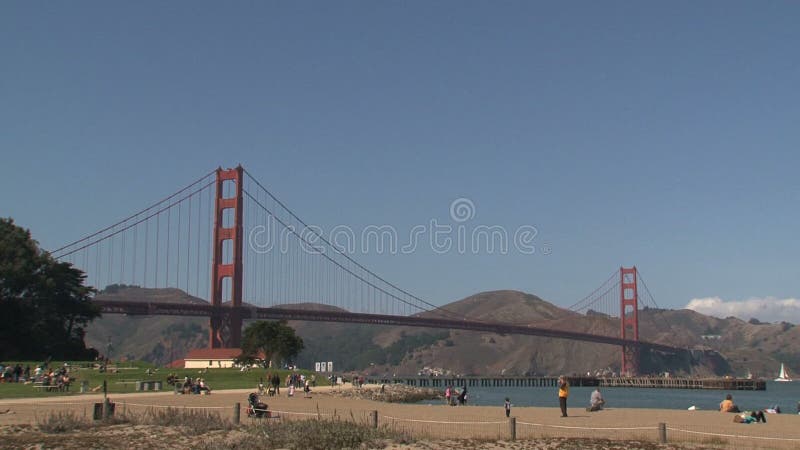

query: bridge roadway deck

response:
[93,300,684,354]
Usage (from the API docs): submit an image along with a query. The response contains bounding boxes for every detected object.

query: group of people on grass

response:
[171,376,211,394]
[0,362,73,391]
[0,363,29,383]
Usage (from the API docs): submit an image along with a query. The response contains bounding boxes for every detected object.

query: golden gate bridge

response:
[51,166,687,375]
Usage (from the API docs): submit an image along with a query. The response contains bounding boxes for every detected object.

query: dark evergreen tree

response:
[0,218,100,360]
[240,320,304,367]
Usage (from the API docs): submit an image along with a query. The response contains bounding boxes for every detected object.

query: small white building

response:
[183,348,243,369]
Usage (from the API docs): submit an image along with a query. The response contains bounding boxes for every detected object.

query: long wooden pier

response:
[597,377,765,390]
[364,376,765,391]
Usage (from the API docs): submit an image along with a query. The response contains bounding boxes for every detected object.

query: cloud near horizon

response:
[685,296,800,324]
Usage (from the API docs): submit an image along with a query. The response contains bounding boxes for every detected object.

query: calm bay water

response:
[417,381,800,412]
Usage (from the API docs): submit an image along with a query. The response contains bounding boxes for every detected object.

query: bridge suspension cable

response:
[49,170,215,255]
[636,269,681,342]
[51,179,215,260]
[566,269,620,313]
[241,169,469,320]
[50,172,217,302]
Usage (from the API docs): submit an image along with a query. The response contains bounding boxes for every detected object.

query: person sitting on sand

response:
[587,388,605,411]
[720,394,740,413]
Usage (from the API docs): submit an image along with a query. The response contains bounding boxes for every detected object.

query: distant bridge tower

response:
[620,266,639,375]
[209,166,244,348]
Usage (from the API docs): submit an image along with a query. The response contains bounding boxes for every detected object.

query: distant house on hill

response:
[184,348,243,369]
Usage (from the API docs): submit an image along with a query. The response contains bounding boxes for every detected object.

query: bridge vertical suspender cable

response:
[566,269,620,313]
[51,173,217,301]
[241,169,469,320]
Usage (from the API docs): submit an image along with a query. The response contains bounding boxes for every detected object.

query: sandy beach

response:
[1,385,799,449]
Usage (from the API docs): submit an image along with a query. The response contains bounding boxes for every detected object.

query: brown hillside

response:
[419,290,576,324]
[377,291,618,376]
[86,287,800,378]
[638,308,800,378]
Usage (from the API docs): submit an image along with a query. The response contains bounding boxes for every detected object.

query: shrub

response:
[119,407,232,434]
[197,418,406,450]
[36,411,89,433]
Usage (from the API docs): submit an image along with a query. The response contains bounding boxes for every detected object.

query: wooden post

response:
[371,410,378,429]
[509,417,516,441]
[658,422,667,443]
[103,398,112,419]
[233,402,240,424]
[93,403,102,420]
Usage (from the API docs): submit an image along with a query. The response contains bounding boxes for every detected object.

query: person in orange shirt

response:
[719,393,740,412]
[558,376,569,417]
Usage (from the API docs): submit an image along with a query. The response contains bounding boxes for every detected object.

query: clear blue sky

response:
[2,1,799,319]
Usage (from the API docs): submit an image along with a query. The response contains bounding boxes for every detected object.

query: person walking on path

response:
[558,376,569,417]
[504,397,511,417]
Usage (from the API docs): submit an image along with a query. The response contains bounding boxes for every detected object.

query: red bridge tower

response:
[209,166,244,348]
[620,266,639,375]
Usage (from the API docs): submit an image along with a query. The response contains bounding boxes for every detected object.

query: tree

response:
[240,320,304,367]
[0,218,100,360]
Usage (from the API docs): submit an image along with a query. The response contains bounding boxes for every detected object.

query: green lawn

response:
[0,361,328,399]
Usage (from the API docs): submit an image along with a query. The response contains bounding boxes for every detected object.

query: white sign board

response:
[327,361,333,373]
[315,362,321,372]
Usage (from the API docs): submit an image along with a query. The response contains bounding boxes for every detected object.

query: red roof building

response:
[183,348,243,369]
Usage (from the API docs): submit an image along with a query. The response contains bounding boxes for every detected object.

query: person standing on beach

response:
[445,386,451,405]
[504,397,511,417]
[558,376,569,417]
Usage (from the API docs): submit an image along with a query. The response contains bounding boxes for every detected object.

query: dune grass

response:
[31,407,407,450]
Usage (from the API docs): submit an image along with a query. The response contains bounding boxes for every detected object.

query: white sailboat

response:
[774,363,792,382]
